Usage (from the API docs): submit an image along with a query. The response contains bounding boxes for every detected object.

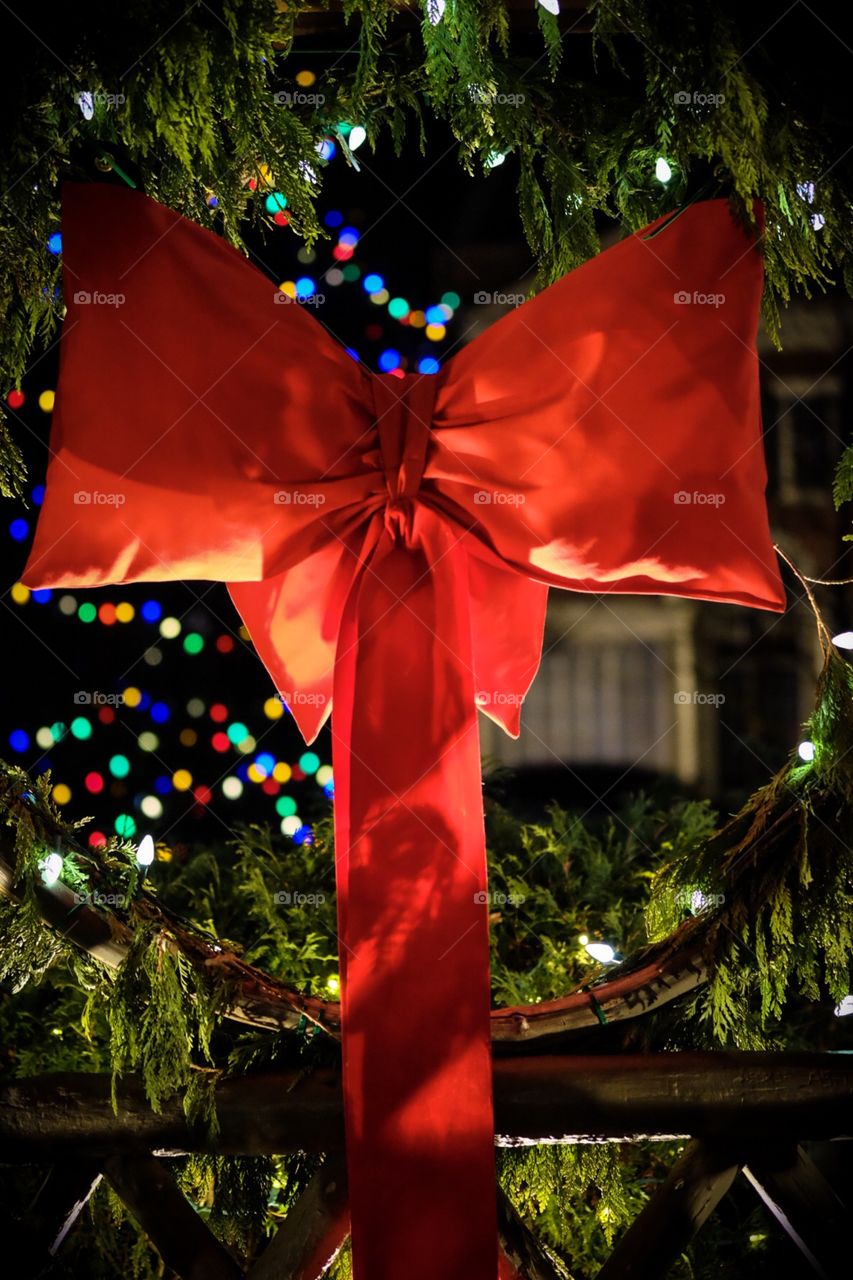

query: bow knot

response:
[370,374,435,542]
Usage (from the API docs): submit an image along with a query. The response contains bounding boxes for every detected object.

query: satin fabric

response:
[24,183,784,1279]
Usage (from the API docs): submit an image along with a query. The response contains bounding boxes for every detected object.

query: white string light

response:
[136,834,155,866]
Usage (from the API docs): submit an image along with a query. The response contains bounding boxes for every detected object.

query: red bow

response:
[25,184,784,1279]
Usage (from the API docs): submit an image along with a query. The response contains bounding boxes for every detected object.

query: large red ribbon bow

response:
[25,184,784,1279]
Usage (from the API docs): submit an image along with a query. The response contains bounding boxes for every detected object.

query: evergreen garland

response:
[1,1,851,504]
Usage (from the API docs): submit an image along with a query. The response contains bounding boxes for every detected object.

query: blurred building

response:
[473,293,853,806]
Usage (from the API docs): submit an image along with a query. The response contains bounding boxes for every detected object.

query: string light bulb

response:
[797,740,816,762]
[831,631,853,649]
[39,852,63,886]
[584,940,617,964]
[136,834,155,866]
[655,156,672,183]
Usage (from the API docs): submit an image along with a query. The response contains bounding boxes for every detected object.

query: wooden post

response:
[248,1153,349,1280]
[743,1144,850,1280]
[595,1140,740,1279]
[102,1154,243,1280]
[497,1187,572,1279]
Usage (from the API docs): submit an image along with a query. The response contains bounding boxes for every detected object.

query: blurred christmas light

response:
[379,349,401,372]
[109,754,131,778]
[797,740,815,762]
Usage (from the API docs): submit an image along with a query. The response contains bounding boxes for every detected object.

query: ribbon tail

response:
[332,524,497,1280]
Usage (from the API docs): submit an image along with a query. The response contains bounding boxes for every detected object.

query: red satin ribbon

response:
[23,184,786,1279]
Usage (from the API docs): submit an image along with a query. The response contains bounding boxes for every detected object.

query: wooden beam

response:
[102,1154,243,1280]
[248,1153,349,1280]
[743,1145,850,1280]
[41,1161,104,1254]
[497,1186,572,1280]
[2,1054,853,1160]
[596,1140,740,1280]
